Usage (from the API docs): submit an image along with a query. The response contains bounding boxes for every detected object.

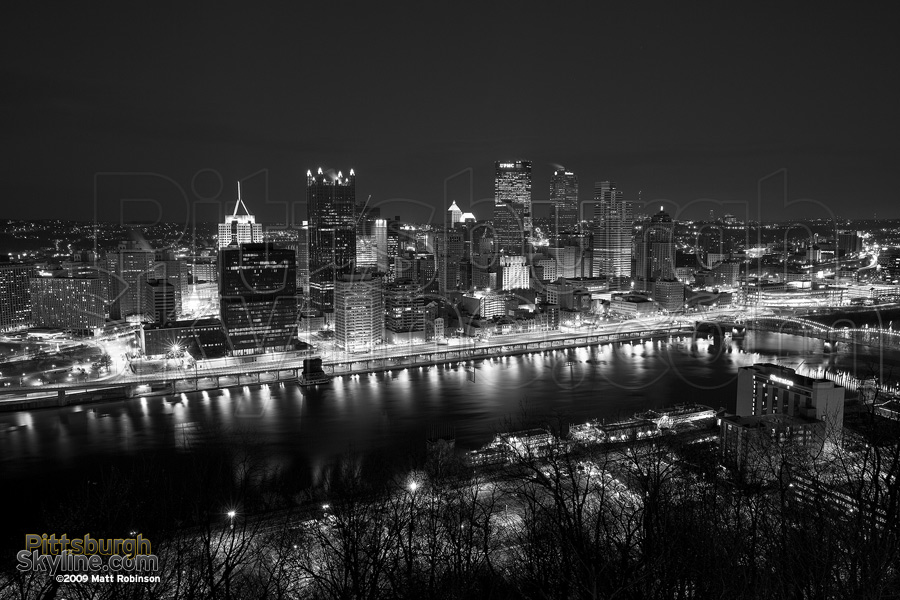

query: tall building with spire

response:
[218,182,262,249]
[549,168,579,237]
[448,201,463,226]
[493,160,532,254]
[307,167,357,313]
[591,181,633,288]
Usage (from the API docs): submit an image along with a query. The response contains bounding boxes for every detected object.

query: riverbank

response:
[0,326,691,412]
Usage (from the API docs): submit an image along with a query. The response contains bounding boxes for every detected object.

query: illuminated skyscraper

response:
[493,160,532,254]
[105,242,155,321]
[218,183,263,249]
[549,168,579,236]
[307,167,356,313]
[592,181,633,288]
[334,273,383,352]
[0,262,35,331]
[633,206,675,284]
[219,243,298,355]
[447,201,463,227]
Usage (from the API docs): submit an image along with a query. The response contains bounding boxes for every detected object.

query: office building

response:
[334,273,383,352]
[146,279,176,325]
[105,242,155,321]
[0,262,35,331]
[500,255,529,290]
[219,243,298,355]
[307,167,356,312]
[384,280,429,343]
[448,201,463,227]
[592,181,633,288]
[29,275,106,335]
[633,207,675,284]
[142,318,228,359]
[493,160,532,254]
[218,183,263,249]
[153,250,187,319]
[549,168,579,236]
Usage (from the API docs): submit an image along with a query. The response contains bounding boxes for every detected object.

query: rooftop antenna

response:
[232,181,252,217]
[355,194,372,227]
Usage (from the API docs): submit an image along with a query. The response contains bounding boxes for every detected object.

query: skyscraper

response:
[447,201,463,227]
[307,168,356,313]
[0,262,35,331]
[592,181,633,288]
[493,160,532,254]
[105,242,155,321]
[549,168,579,237]
[334,273,383,352]
[218,183,263,249]
[633,207,675,284]
[219,243,298,355]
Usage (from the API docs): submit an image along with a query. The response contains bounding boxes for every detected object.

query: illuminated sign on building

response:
[769,374,794,387]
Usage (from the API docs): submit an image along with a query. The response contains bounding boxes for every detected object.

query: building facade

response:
[29,276,106,334]
[307,168,357,313]
[334,273,383,352]
[549,168,579,237]
[591,181,632,289]
[219,243,298,355]
[0,262,35,331]
[493,160,532,254]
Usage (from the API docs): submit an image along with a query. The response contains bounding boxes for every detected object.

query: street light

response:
[227,509,236,530]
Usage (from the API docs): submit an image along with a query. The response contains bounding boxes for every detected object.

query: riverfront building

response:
[219,243,298,356]
[334,273,383,353]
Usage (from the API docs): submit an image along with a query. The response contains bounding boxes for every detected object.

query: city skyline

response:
[1,5,897,225]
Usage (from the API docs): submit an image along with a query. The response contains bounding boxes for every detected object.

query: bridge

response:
[725,315,900,349]
[0,326,693,410]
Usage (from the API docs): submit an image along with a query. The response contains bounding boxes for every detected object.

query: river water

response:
[1,329,897,542]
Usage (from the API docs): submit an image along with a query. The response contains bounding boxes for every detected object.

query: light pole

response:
[227,509,236,531]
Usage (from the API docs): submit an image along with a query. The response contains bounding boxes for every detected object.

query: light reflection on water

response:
[0,332,895,485]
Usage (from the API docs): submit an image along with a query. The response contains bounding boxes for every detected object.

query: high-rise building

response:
[493,161,532,254]
[334,273,383,352]
[29,275,106,334]
[297,222,310,295]
[0,262,35,331]
[105,242,155,321]
[448,201,463,227]
[549,168,579,237]
[592,181,633,289]
[633,207,675,284]
[219,243,298,355]
[500,255,529,290]
[384,280,429,342]
[218,183,263,249]
[307,168,356,313]
[153,250,187,319]
[145,279,176,325]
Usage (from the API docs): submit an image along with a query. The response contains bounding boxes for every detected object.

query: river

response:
[1,330,897,546]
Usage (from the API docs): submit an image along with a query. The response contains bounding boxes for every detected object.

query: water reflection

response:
[0,332,893,488]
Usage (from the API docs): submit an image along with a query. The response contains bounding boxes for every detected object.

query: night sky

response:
[2,3,897,225]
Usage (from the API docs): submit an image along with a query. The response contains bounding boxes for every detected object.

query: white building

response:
[218,183,263,249]
[334,273,383,352]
